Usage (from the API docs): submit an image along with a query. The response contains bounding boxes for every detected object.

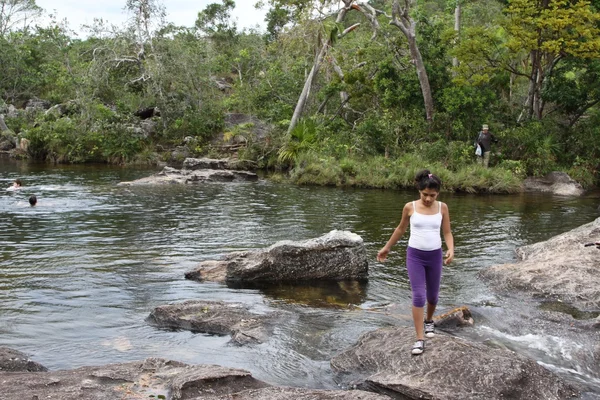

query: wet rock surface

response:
[185,230,368,284]
[147,300,281,345]
[0,353,393,400]
[0,358,269,400]
[479,216,600,311]
[118,158,258,186]
[523,171,585,196]
[0,347,48,372]
[330,326,579,400]
[203,386,391,399]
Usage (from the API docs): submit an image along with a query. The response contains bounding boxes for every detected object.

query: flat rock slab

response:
[330,326,578,400]
[118,165,257,186]
[480,216,600,311]
[0,347,47,372]
[147,300,280,345]
[186,230,368,284]
[0,358,269,400]
[522,171,584,196]
[200,386,391,399]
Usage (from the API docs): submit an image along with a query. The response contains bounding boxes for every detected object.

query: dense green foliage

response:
[1,0,599,191]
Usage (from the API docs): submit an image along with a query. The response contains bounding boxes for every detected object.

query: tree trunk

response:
[390,0,434,123]
[452,2,461,71]
[287,2,351,135]
[407,35,434,123]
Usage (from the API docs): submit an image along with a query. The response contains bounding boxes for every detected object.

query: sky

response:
[34,0,267,36]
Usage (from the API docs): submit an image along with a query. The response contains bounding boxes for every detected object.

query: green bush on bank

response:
[24,102,150,164]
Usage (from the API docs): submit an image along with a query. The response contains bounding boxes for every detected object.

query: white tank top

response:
[408,201,443,251]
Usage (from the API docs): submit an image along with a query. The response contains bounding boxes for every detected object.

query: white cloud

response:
[34,0,266,36]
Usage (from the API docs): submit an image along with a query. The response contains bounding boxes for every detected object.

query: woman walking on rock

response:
[377,170,454,355]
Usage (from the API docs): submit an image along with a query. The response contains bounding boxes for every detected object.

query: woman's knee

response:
[412,293,426,308]
[426,293,439,306]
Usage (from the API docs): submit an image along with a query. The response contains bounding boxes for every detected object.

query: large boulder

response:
[479,216,600,311]
[0,347,47,372]
[330,326,579,400]
[147,300,282,345]
[185,230,369,284]
[523,171,585,196]
[118,164,258,186]
[0,358,269,399]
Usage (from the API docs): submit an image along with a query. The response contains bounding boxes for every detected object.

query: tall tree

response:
[504,0,600,120]
[196,0,237,42]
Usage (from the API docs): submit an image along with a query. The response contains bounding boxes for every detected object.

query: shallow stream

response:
[0,159,599,397]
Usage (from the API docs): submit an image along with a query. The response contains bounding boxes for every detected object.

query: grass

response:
[281,152,523,193]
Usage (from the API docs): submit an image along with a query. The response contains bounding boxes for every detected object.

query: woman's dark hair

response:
[29,195,37,206]
[415,169,442,191]
[15,179,22,186]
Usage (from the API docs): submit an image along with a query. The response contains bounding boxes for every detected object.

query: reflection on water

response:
[237,280,369,309]
[0,158,599,395]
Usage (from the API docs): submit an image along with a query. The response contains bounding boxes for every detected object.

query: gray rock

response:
[117,163,258,186]
[0,347,47,372]
[480,216,600,310]
[185,230,368,284]
[140,118,157,136]
[7,104,18,118]
[330,326,579,400]
[24,98,51,113]
[0,357,269,400]
[523,171,585,196]
[0,139,14,151]
[203,386,391,399]
[170,145,193,163]
[147,300,281,345]
[0,114,9,131]
[183,157,230,170]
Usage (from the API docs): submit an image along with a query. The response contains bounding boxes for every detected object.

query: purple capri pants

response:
[406,246,443,307]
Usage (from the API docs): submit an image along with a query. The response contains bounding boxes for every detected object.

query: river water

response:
[1,159,599,397]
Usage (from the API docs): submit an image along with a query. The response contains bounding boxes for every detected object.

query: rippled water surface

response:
[1,158,599,395]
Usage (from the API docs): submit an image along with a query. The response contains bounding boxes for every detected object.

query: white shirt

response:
[408,201,443,251]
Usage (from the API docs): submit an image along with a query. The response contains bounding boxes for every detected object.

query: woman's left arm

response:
[441,202,454,265]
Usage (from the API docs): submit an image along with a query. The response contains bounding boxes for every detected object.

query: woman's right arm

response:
[377,203,411,262]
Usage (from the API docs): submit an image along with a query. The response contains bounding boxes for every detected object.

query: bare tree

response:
[287,0,354,135]
[390,0,434,123]
[0,0,41,37]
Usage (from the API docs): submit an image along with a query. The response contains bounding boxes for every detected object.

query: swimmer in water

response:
[29,195,37,206]
[6,179,22,191]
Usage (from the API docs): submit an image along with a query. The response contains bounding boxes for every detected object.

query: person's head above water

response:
[14,179,22,187]
[29,195,37,206]
[415,169,442,192]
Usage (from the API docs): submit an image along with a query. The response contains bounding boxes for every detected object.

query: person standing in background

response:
[475,124,498,168]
